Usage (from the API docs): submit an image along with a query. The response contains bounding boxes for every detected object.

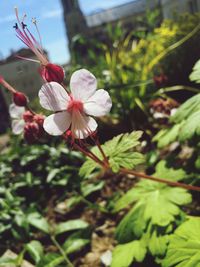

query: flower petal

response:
[9,103,25,119]
[39,82,70,111]
[84,89,112,117]
[70,69,97,101]
[71,111,97,139]
[12,119,25,134]
[43,111,71,136]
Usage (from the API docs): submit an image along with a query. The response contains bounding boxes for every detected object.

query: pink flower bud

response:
[33,114,45,126]
[0,76,3,83]
[13,92,28,107]
[40,63,65,83]
[23,111,34,122]
[24,122,40,143]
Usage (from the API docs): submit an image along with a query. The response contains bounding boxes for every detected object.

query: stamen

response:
[32,18,43,53]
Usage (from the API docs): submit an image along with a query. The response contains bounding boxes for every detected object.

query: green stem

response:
[51,235,74,267]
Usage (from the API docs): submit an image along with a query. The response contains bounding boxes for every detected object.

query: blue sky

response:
[0,0,132,65]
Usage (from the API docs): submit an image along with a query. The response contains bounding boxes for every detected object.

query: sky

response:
[0,0,132,65]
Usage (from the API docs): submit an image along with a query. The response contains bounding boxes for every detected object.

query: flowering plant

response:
[1,8,200,267]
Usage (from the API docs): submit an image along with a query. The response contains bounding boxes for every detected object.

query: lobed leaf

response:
[162,217,200,267]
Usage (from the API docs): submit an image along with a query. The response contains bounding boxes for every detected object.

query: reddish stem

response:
[120,168,200,192]
[96,139,109,165]
[74,143,105,167]
[75,139,200,192]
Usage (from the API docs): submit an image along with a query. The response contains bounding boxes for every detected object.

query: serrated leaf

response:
[148,231,170,257]
[153,124,181,148]
[79,131,144,177]
[153,160,186,181]
[171,93,200,123]
[114,161,187,212]
[55,219,88,235]
[115,180,192,243]
[116,203,147,242]
[178,110,200,141]
[27,212,50,234]
[26,240,43,264]
[111,239,146,267]
[162,217,200,267]
[189,59,200,83]
[79,159,100,178]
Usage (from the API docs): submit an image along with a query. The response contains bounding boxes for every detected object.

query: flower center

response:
[67,99,83,113]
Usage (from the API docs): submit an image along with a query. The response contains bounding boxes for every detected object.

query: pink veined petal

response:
[83,89,112,117]
[39,82,70,111]
[9,103,25,119]
[43,111,71,136]
[71,111,97,139]
[12,119,25,135]
[70,69,97,101]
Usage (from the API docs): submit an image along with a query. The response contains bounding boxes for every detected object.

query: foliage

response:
[111,239,146,267]
[80,131,144,177]
[72,13,200,130]
[162,217,200,267]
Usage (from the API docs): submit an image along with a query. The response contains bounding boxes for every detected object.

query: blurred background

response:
[0,0,200,135]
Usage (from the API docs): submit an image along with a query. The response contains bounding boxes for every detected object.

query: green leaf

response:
[114,161,187,212]
[79,131,144,177]
[81,181,105,197]
[153,124,181,148]
[111,239,146,267]
[115,180,192,242]
[190,59,200,83]
[153,160,186,181]
[38,253,64,267]
[178,110,200,141]
[116,203,147,242]
[148,231,170,257]
[47,169,61,183]
[26,240,43,264]
[55,219,89,235]
[79,159,100,178]
[171,93,200,123]
[63,231,90,254]
[162,217,200,267]
[27,212,50,234]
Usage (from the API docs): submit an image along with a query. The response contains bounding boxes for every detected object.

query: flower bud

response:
[23,111,34,122]
[40,63,65,83]
[33,114,45,126]
[24,122,40,143]
[13,92,28,107]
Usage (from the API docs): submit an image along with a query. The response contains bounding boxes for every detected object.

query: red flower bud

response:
[13,92,28,107]
[33,114,45,126]
[24,122,40,143]
[23,111,34,123]
[40,63,65,83]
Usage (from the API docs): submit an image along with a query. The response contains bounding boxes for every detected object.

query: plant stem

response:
[120,168,200,192]
[96,139,109,166]
[74,143,105,167]
[75,140,200,192]
[51,235,74,267]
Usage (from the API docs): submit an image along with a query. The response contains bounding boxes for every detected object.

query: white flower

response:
[9,103,25,134]
[39,69,112,139]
